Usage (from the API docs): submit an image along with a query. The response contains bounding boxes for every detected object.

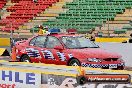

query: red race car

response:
[14,29,125,70]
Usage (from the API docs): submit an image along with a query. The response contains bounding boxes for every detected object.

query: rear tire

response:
[68,59,81,66]
[21,55,30,62]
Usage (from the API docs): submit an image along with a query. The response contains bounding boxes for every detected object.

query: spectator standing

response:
[85,29,95,41]
[38,25,50,35]
[90,29,95,41]
[38,25,44,35]
[44,26,50,35]
[97,31,103,37]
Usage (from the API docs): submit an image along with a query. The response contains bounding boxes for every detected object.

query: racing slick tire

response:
[68,59,81,66]
[21,55,31,62]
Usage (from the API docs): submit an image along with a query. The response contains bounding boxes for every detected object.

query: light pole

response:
[32,3,35,36]
[108,12,110,37]
[107,4,111,37]
[10,21,13,52]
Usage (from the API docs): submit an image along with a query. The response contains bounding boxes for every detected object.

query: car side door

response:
[43,36,67,65]
[27,36,47,63]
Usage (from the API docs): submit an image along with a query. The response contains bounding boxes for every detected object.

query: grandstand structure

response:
[0,0,6,10]
[0,0,131,37]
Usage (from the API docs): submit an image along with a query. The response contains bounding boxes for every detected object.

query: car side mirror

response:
[54,45,64,50]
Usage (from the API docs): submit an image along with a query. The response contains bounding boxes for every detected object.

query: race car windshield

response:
[61,36,99,49]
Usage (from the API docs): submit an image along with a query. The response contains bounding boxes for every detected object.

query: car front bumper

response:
[81,62,125,69]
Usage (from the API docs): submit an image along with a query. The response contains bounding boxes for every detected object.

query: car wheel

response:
[68,59,81,66]
[21,55,30,62]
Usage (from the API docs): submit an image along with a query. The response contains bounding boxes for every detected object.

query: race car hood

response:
[66,48,121,59]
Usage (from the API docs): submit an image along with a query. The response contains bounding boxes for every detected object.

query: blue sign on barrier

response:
[0,70,41,88]
[2,71,35,84]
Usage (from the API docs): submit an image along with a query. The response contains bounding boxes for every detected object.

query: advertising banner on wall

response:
[41,74,132,88]
[0,70,41,88]
[41,74,78,88]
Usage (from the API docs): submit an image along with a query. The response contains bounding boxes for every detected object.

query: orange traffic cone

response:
[81,69,85,76]
[11,46,17,61]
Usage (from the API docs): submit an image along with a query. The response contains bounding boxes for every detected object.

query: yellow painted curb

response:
[0,61,81,77]
[0,48,6,55]
[0,67,78,77]
[0,38,10,46]
[95,37,129,42]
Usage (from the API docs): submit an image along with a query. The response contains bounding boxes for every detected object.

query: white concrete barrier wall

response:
[0,61,132,88]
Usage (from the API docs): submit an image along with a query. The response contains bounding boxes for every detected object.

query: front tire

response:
[21,55,30,62]
[68,59,81,66]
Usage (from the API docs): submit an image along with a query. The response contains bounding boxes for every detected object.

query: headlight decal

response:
[87,58,101,62]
